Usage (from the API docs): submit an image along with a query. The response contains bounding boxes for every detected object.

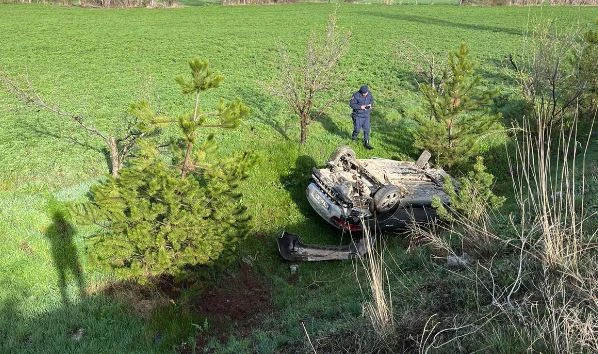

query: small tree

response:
[276,12,350,144]
[507,21,598,127]
[174,58,249,177]
[413,43,502,168]
[432,157,505,224]
[0,72,160,177]
[431,156,505,254]
[75,59,253,283]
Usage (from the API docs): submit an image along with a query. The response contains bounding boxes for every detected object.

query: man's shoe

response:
[364,141,374,150]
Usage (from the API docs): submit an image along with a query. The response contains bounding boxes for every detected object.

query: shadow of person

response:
[45,208,86,306]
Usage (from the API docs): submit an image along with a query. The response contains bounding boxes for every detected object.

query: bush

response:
[81,150,253,283]
[76,59,253,283]
[431,156,505,254]
[433,156,505,224]
[508,21,598,129]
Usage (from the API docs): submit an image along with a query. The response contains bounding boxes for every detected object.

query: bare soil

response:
[190,262,274,351]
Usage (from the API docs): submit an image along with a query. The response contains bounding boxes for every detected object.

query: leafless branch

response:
[0,71,148,177]
[0,72,110,142]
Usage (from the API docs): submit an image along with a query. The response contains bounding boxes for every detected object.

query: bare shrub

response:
[507,21,597,127]
[273,10,350,144]
[394,40,443,90]
[0,72,160,177]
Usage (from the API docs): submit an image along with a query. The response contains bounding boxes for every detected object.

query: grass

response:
[0,2,596,353]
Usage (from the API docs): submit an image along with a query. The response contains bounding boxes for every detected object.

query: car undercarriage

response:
[278,146,452,261]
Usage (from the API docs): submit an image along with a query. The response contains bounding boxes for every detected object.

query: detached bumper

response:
[277,231,368,261]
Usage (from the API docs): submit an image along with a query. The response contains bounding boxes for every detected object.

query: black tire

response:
[328,145,356,164]
[373,185,401,213]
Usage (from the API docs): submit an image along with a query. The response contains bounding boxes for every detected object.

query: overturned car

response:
[308,146,450,231]
[278,146,452,261]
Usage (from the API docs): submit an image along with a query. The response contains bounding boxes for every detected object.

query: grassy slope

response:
[0,3,596,352]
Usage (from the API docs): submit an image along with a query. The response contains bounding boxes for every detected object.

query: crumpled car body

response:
[306,146,451,232]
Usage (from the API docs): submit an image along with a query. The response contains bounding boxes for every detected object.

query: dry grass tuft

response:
[87,279,169,319]
[354,223,395,342]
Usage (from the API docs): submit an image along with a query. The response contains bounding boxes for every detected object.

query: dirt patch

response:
[87,262,273,352]
[18,241,35,257]
[190,262,274,349]
[254,231,269,240]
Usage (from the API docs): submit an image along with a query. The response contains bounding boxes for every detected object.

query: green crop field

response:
[0,3,596,353]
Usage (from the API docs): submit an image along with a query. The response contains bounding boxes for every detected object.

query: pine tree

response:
[432,156,505,224]
[431,156,505,255]
[414,43,501,168]
[75,59,253,283]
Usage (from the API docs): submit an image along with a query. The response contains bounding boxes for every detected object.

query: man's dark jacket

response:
[349,91,374,120]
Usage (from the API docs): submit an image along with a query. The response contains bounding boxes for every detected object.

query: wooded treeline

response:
[467,0,597,5]
[3,0,597,6]
[2,0,178,7]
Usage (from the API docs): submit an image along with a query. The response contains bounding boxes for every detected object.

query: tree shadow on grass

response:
[366,12,523,37]
[18,118,103,154]
[478,59,518,87]
[280,155,319,218]
[315,111,352,140]
[235,86,290,140]
[0,287,153,353]
[45,208,86,306]
[17,118,112,174]
[371,108,420,160]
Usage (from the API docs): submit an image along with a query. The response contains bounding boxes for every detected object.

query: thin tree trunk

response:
[300,115,308,144]
[107,136,120,177]
[181,89,201,177]
[181,142,194,178]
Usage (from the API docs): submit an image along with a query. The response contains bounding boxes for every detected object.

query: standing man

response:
[349,85,374,150]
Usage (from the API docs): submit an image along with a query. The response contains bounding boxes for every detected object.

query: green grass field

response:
[0,3,596,353]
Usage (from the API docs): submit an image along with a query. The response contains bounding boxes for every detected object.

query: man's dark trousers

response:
[352,116,370,142]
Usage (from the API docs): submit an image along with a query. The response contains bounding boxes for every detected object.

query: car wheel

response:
[373,185,401,213]
[328,145,356,166]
